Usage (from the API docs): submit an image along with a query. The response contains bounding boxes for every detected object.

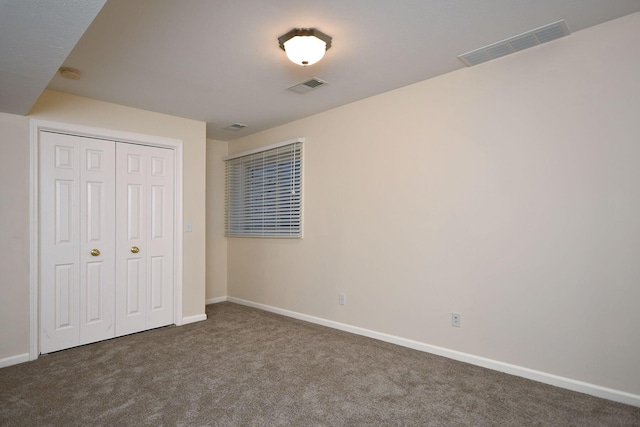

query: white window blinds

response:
[224,138,303,238]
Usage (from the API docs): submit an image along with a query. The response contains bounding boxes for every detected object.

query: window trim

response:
[223,137,304,162]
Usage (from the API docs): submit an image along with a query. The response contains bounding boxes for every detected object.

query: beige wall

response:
[0,91,207,361]
[0,113,31,360]
[226,13,640,395]
[206,139,228,300]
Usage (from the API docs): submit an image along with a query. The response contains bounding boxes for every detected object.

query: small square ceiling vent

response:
[458,20,570,67]
[224,123,248,131]
[287,77,328,94]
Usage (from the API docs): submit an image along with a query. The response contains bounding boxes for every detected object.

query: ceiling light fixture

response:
[278,28,332,66]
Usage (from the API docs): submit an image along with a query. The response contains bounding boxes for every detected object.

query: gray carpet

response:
[1,302,639,426]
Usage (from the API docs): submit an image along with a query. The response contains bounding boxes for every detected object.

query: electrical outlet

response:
[451,313,461,327]
[339,293,346,306]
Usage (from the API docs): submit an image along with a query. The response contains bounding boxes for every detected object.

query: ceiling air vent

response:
[224,123,248,131]
[287,77,328,94]
[458,20,570,67]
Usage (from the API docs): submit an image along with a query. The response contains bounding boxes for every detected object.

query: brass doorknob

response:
[131,246,140,254]
[90,249,100,257]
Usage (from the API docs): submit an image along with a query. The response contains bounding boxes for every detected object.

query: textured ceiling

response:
[0,0,107,114]
[4,1,640,140]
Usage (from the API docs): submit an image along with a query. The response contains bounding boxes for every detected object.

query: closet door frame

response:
[29,119,184,360]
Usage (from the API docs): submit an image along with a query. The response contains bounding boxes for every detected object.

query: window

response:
[224,138,303,238]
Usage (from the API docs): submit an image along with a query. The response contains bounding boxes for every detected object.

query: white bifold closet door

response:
[40,132,116,353]
[115,143,174,336]
[39,132,174,354]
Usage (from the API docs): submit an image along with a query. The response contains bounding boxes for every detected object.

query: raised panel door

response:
[40,132,115,353]
[40,131,175,352]
[79,139,116,345]
[147,149,174,329]
[115,144,174,336]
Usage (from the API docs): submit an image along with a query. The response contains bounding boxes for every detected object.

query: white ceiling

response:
[0,0,107,114]
[4,1,640,140]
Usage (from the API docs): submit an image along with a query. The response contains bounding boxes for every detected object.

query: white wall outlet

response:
[451,312,461,327]
[185,220,192,232]
[339,293,346,306]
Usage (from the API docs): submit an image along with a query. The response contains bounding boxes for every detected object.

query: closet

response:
[39,131,175,353]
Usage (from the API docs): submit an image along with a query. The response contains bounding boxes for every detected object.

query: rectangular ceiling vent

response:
[458,20,570,67]
[224,123,248,131]
[287,77,328,94]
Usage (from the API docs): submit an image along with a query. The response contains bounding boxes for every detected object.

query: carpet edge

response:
[226,296,640,408]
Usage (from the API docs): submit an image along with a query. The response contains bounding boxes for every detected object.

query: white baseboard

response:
[0,353,30,369]
[227,296,640,408]
[206,296,228,305]
[181,313,207,325]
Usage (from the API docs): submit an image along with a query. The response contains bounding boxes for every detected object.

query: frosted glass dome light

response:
[284,35,326,66]
[278,28,332,66]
